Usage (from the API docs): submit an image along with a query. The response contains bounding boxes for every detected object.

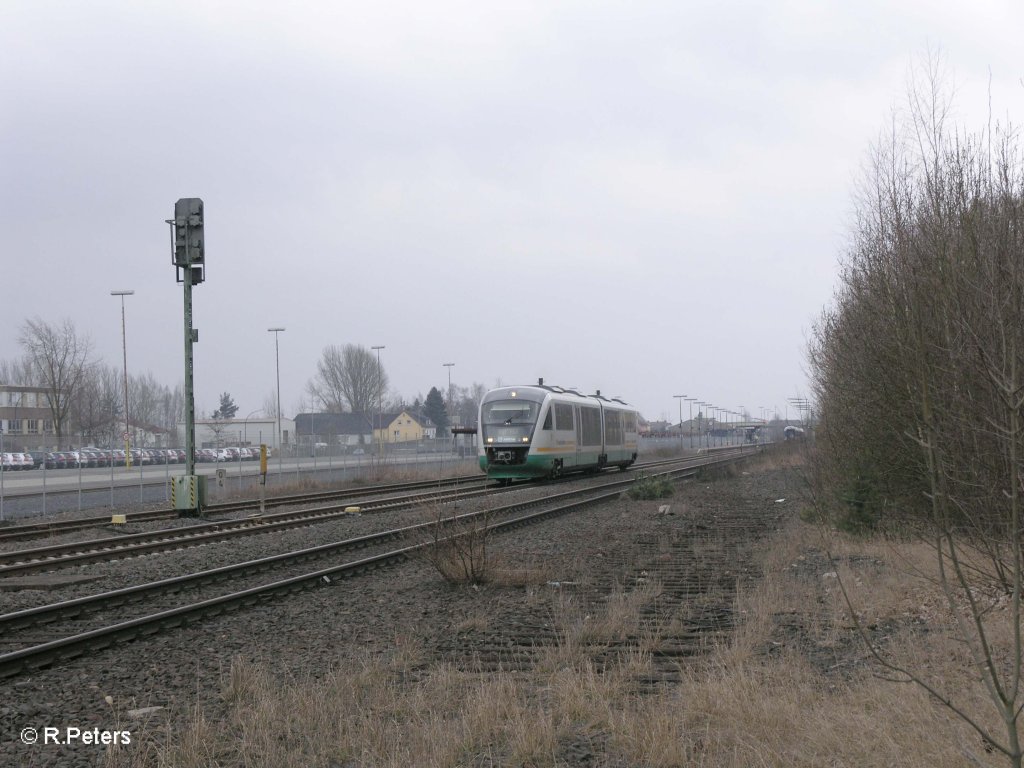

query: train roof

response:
[485,380,634,408]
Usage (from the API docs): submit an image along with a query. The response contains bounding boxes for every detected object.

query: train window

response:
[555,403,574,430]
[542,407,553,430]
[605,410,623,445]
[580,407,601,444]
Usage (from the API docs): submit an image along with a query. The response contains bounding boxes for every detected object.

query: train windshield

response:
[482,400,540,425]
[480,399,541,444]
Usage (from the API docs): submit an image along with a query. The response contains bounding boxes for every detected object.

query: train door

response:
[574,405,582,468]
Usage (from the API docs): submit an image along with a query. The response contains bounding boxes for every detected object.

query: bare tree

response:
[453,382,487,426]
[70,363,121,446]
[0,356,34,386]
[308,344,388,415]
[261,391,279,422]
[157,384,184,435]
[808,55,1024,766]
[129,371,166,432]
[19,317,93,448]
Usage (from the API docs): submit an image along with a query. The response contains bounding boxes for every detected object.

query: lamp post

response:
[242,408,263,446]
[443,362,455,434]
[686,398,697,449]
[268,327,285,478]
[673,394,686,452]
[111,290,134,468]
[371,345,385,458]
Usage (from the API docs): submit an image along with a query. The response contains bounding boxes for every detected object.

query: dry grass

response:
[118,459,1018,767]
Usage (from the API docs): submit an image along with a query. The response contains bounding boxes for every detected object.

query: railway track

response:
[0,465,712,677]
[0,451,752,577]
[434,495,783,690]
[0,473,486,543]
[0,448,761,678]
[0,479,495,576]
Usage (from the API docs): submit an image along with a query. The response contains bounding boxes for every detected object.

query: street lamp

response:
[268,327,285,477]
[686,397,697,449]
[371,345,385,457]
[673,394,687,452]
[443,363,455,431]
[111,290,134,468]
[242,408,263,446]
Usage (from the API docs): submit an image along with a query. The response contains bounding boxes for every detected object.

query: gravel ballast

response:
[0,461,802,767]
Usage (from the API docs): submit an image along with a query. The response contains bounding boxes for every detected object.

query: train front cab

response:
[478,388,550,480]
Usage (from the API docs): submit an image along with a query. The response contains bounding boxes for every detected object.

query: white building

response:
[176,416,294,450]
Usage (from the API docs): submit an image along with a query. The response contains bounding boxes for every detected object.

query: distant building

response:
[0,385,55,451]
[372,410,434,444]
[294,410,436,453]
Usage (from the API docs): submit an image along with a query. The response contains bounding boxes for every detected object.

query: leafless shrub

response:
[420,502,494,584]
[808,52,1024,764]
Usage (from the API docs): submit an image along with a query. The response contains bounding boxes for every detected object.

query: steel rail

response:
[0,448,761,677]
[0,483,494,577]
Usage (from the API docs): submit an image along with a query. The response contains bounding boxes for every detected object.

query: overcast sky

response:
[2,1,1021,425]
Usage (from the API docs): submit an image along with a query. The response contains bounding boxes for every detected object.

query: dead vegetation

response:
[89,457,1011,768]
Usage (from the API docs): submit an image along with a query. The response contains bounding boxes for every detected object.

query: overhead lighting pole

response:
[685,398,697,449]
[372,345,385,458]
[443,363,455,430]
[673,394,686,453]
[268,328,285,478]
[111,290,134,468]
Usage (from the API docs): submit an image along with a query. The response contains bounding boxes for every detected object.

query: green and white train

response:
[478,380,639,482]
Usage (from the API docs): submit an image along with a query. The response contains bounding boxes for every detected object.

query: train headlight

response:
[522,437,529,443]
[486,437,493,444]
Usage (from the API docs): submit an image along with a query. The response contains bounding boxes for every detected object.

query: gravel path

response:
[0,462,802,767]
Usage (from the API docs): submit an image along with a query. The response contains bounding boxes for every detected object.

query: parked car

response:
[27,451,46,469]
[87,449,109,468]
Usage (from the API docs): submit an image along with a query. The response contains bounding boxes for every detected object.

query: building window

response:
[8,419,22,434]
[27,420,38,434]
[43,420,54,434]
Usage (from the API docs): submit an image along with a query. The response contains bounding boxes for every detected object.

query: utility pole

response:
[111,290,134,468]
[372,345,385,458]
[443,362,455,430]
[673,394,686,452]
[268,327,285,478]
